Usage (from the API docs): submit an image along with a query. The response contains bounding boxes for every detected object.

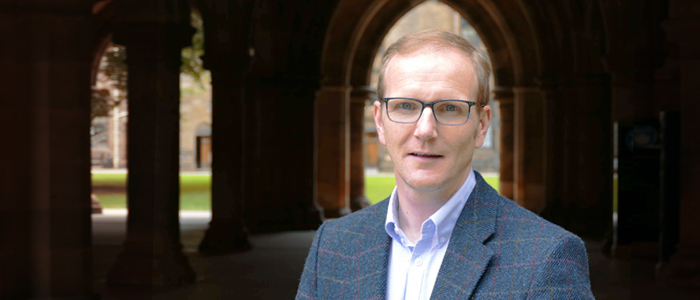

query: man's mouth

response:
[409,152,443,158]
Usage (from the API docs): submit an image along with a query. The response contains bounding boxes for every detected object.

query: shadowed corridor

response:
[90,211,693,300]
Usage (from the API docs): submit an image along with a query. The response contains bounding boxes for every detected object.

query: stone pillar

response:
[198,67,252,253]
[243,77,324,232]
[315,86,351,218]
[493,88,514,200]
[603,0,636,255]
[513,87,546,212]
[661,3,700,286]
[196,0,255,251]
[0,3,94,299]
[349,87,373,211]
[540,74,613,239]
[106,21,195,286]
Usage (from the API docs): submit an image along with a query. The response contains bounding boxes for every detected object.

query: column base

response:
[610,244,631,260]
[323,207,352,219]
[302,206,324,229]
[350,195,371,212]
[91,193,103,214]
[107,241,195,287]
[657,245,700,288]
[198,221,253,255]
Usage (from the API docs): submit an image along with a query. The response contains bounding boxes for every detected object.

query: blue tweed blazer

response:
[297,172,594,299]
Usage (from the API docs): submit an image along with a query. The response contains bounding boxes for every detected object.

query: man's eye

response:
[438,104,460,112]
[399,102,413,109]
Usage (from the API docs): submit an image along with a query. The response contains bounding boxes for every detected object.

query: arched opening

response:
[91,42,128,168]
[89,9,213,213]
[89,3,202,287]
[362,1,501,205]
[318,0,532,218]
[90,41,128,213]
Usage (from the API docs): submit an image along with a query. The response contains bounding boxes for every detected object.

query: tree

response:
[92,43,127,121]
[181,10,207,87]
[91,10,207,120]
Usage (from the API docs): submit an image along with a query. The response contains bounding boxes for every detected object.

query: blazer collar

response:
[430,171,499,300]
[363,172,499,300]
[359,197,392,299]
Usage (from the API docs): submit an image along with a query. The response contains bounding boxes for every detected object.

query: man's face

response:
[373,48,491,195]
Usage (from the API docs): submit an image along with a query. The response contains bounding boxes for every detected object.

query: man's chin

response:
[402,177,445,192]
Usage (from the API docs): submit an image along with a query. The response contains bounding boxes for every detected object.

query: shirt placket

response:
[404,222,435,300]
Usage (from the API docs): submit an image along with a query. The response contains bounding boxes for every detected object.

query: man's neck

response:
[396,190,445,243]
[395,171,469,243]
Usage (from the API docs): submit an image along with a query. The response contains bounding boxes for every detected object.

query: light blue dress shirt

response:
[384,169,476,300]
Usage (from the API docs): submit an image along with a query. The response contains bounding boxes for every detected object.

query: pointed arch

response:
[321,0,544,90]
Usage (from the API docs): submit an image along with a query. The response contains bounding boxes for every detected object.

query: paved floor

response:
[91,211,698,299]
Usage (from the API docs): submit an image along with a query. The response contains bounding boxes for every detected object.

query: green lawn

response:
[92,173,501,211]
[93,173,212,211]
[92,173,129,186]
[365,174,500,205]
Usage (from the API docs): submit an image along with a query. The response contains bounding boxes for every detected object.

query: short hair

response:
[376,29,491,108]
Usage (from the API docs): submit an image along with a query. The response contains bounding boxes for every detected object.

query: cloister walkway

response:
[91,210,691,299]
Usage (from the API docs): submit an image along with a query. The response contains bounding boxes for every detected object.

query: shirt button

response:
[440,237,446,243]
[415,258,423,266]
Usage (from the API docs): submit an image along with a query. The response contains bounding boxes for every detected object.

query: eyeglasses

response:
[381,97,481,126]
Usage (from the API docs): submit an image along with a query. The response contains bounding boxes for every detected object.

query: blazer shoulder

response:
[318,198,389,236]
[485,194,593,297]
[491,194,580,243]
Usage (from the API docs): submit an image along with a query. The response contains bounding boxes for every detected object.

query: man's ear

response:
[474,105,492,148]
[373,100,387,146]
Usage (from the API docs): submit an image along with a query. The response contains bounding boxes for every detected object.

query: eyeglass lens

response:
[386,98,471,125]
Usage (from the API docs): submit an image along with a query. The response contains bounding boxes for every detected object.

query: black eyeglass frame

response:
[380,97,484,126]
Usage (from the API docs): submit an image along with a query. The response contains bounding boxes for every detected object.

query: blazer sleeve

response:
[296,222,327,300]
[526,233,595,299]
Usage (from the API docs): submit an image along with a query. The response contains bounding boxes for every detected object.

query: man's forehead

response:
[384,48,477,85]
[386,47,474,73]
[382,55,479,103]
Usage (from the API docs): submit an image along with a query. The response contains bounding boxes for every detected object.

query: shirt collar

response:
[384,169,477,248]
[384,185,403,245]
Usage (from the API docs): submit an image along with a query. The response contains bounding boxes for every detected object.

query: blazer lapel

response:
[357,199,392,299]
[430,173,498,300]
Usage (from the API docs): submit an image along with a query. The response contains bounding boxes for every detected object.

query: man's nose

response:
[413,107,438,140]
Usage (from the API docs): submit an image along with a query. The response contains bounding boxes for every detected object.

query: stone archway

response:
[316,0,543,216]
[92,0,115,86]
[317,0,613,240]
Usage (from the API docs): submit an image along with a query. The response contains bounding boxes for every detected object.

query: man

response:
[297,30,593,300]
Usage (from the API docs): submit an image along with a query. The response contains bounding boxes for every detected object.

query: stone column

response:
[0,3,94,299]
[661,3,700,286]
[106,21,195,287]
[603,0,636,255]
[540,74,613,239]
[244,77,324,232]
[513,87,546,212]
[196,0,255,251]
[349,87,373,211]
[198,66,252,253]
[315,86,351,218]
[493,87,514,200]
